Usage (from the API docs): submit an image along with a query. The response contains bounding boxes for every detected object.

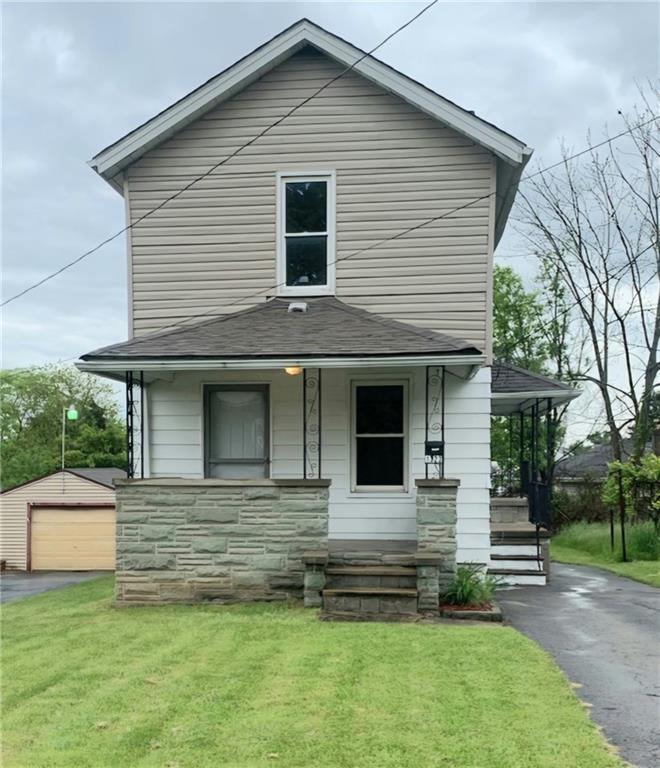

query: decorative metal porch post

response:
[125,371,145,479]
[424,366,445,479]
[302,368,322,479]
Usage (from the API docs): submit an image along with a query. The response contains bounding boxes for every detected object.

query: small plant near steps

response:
[440,564,503,621]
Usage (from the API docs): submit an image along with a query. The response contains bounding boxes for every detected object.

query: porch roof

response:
[491,361,581,414]
[78,296,484,373]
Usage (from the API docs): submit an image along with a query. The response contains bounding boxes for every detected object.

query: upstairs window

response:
[277,172,335,295]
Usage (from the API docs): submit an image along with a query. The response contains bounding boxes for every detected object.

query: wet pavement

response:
[499,563,660,768]
[0,571,107,603]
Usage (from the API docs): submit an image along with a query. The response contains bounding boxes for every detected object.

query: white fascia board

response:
[77,353,486,374]
[89,20,529,182]
[89,25,309,178]
[492,390,582,412]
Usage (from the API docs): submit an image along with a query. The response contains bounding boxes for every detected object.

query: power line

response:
[1,1,439,309]
[114,119,658,340]
[2,15,656,312]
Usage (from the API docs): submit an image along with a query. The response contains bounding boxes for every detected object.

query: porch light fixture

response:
[285,366,303,376]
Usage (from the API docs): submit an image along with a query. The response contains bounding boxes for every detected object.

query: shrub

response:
[602,454,660,528]
[443,564,499,606]
[553,484,610,529]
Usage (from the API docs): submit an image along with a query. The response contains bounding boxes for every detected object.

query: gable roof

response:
[1,468,126,495]
[66,467,127,488]
[80,296,482,365]
[89,19,532,242]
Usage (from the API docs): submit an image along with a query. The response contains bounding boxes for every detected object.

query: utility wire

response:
[1,0,439,309]
[113,118,659,340]
[2,22,656,310]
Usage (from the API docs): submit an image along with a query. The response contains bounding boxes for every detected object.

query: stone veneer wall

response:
[114,478,330,605]
[415,479,459,607]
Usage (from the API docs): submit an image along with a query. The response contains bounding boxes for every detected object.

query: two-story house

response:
[78,20,578,616]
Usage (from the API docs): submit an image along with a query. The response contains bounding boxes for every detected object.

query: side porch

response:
[488,362,581,586]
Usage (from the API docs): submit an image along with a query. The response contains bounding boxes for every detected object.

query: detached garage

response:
[0,468,125,571]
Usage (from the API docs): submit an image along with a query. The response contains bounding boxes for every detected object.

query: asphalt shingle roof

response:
[491,361,576,395]
[68,468,127,488]
[555,440,652,480]
[81,297,482,360]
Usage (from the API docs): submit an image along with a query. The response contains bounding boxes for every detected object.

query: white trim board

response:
[89,19,531,186]
[77,354,486,377]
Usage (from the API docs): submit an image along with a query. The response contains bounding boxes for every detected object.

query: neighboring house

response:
[0,468,125,571]
[555,438,655,490]
[77,20,579,614]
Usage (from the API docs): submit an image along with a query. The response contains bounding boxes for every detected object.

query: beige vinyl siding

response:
[0,472,116,570]
[127,48,494,348]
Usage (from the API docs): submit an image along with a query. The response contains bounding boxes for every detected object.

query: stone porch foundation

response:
[415,479,459,611]
[114,478,329,605]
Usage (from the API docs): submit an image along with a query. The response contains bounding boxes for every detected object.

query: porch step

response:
[322,586,418,619]
[491,523,550,544]
[325,566,416,576]
[323,587,417,597]
[488,567,546,587]
[325,565,417,590]
[491,544,538,557]
[491,554,542,570]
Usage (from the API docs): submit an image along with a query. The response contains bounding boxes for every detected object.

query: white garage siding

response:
[147,365,491,565]
[0,472,117,570]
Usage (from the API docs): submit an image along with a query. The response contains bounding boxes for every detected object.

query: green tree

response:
[491,264,578,492]
[493,265,548,371]
[0,365,126,490]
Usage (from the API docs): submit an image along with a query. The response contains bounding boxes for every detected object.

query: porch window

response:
[204,385,269,479]
[277,172,335,295]
[352,383,407,491]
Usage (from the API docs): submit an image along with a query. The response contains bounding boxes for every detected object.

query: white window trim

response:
[350,380,409,493]
[276,170,336,296]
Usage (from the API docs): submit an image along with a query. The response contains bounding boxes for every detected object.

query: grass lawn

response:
[552,543,660,587]
[2,577,623,768]
[552,521,660,588]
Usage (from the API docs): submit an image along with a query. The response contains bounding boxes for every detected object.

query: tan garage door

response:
[30,505,116,571]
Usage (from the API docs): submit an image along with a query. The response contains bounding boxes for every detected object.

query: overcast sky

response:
[2,0,658,372]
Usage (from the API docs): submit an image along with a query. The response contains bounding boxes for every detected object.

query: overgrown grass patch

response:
[552,521,660,587]
[2,577,623,768]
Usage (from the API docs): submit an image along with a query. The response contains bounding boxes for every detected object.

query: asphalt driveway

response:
[499,563,660,768]
[0,572,107,603]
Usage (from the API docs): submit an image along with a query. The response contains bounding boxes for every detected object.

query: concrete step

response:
[323,587,417,597]
[491,554,543,570]
[488,568,546,586]
[325,566,416,577]
[491,544,538,557]
[322,587,418,617]
[325,565,417,590]
[491,523,550,542]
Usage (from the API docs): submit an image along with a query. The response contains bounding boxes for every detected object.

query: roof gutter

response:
[77,353,486,374]
[492,389,582,412]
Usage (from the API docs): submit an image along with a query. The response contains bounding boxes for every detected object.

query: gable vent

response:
[287,302,308,314]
